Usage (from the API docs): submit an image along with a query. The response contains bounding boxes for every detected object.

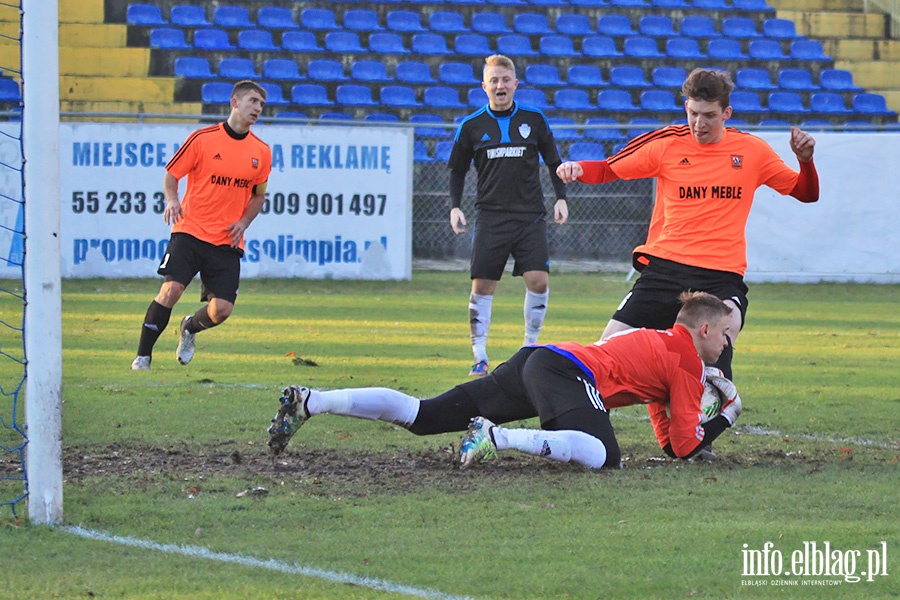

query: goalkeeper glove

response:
[707,374,742,426]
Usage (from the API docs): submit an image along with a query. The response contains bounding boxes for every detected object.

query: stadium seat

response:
[652,66,687,89]
[515,88,551,108]
[525,64,565,87]
[556,14,594,36]
[555,88,594,110]
[597,15,635,36]
[193,28,235,50]
[425,86,465,108]
[282,31,323,52]
[410,113,451,138]
[514,13,553,35]
[639,15,676,37]
[170,5,210,27]
[584,117,626,141]
[778,69,819,91]
[454,34,491,56]
[819,69,862,92]
[707,39,746,59]
[763,18,800,39]
[319,112,354,122]
[257,7,297,30]
[434,141,454,161]
[666,38,704,59]
[627,117,662,139]
[569,0,609,5]
[344,9,382,32]
[336,84,379,107]
[387,10,427,32]
[468,87,489,107]
[652,0,689,7]
[568,142,605,161]
[260,83,289,106]
[611,0,649,6]
[733,0,775,10]
[582,36,623,58]
[736,68,777,91]
[413,141,435,163]
[641,90,681,113]
[680,16,719,39]
[767,91,810,114]
[852,93,896,115]
[540,36,580,57]
[218,57,259,80]
[791,39,828,60]
[381,85,423,107]
[567,65,608,87]
[810,92,852,114]
[547,117,582,140]
[149,27,191,49]
[597,89,639,112]
[127,3,166,26]
[610,65,652,88]
[307,60,348,82]
[730,91,768,115]
[175,57,214,79]
[300,8,340,31]
[471,12,511,34]
[326,31,366,53]
[439,62,477,85]
[693,0,731,8]
[201,82,232,104]
[291,84,334,106]
[430,11,469,33]
[412,33,452,54]
[213,6,252,28]
[624,37,664,58]
[238,30,277,51]
[749,39,787,60]
[263,59,304,81]
[368,33,409,54]
[396,61,435,83]
[497,35,538,56]
[352,60,392,82]
[722,17,762,39]
[365,113,400,123]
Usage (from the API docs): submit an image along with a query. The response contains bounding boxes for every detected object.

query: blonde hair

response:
[674,291,733,329]
[484,54,516,76]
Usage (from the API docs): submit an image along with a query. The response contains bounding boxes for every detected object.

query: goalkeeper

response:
[268,291,742,470]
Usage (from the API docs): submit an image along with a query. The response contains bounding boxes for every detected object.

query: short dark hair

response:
[681,68,733,110]
[675,291,732,329]
[232,80,266,100]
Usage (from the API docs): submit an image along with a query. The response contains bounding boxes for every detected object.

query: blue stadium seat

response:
[454,34,491,56]
[440,62,478,84]
[471,12,511,34]
[414,141,435,163]
[434,141,454,161]
[763,18,800,39]
[569,0,610,5]
[319,112,354,122]
[425,86,465,108]
[733,0,775,9]
[365,113,400,123]
[257,7,297,30]
[597,15,635,36]
[611,0,649,6]
[218,57,259,80]
[260,83,289,106]
[307,59,348,82]
[582,36,622,57]
[514,13,553,35]
[413,33,453,54]
[525,64,565,87]
[170,5,209,27]
[291,84,334,106]
[174,57,214,79]
[555,88,594,110]
[852,93,896,115]
[778,68,819,91]
[692,0,731,8]
[810,92,852,114]
[282,31,323,52]
[819,69,862,92]
[497,35,538,56]
[368,33,409,54]
[790,39,828,60]
[666,38,704,58]
[238,30,277,51]
[396,61,435,83]
[381,85,423,108]
[326,31,366,53]
[722,17,762,39]
[730,91,768,115]
[193,28,234,50]
[736,68,777,91]
[410,113,451,138]
[652,66,687,89]
[597,89,640,112]
[627,117,662,139]
[624,37,664,58]
[548,117,582,140]
[652,0,689,6]
[213,6,252,28]
[468,87,489,106]
[336,84,379,107]
[515,88,551,108]
[568,65,608,87]
[641,90,681,113]
[387,10,427,32]
[540,36,580,57]
[680,16,719,38]
[201,82,232,104]
[707,38,746,59]
[639,15,676,37]
[767,91,810,114]
[430,11,469,33]
[610,65,652,88]
[344,9,382,32]
[568,142,605,161]
[263,59,304,81]
[127,4,166,26]
[557,14,594,36]
[352,60,392,82]
[612,142,629,154]
[749,39,787,60]
[758,119,792,129]
[149,27,191,49]
[584,117,626,141]
[300,8,340,31]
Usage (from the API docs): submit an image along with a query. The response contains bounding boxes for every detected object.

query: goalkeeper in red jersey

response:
[267,291,742,470]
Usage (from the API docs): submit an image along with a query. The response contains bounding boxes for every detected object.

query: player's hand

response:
[556,161,584,183]
[450,207,467,234]
[704,366,724,379]
[708,374,742,425]
[789,127,815,162]
[163,197,183,226]
[553,199,568,224]
[225,219,249,247]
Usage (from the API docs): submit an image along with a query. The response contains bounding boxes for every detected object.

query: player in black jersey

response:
[447,54,568,377]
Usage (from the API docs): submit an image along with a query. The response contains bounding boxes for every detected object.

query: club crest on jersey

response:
[518,123,531,139]
[731,155,743,169]
[251,158,259,169]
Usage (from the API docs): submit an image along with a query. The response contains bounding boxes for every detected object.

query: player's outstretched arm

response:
[556,161,584,183]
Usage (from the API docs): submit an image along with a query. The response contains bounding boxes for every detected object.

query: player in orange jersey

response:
[267,291,742,470]
[556,68,819,382]
[131,80,272,371]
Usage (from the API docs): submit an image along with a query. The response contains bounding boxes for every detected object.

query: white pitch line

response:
[61,526,472,600]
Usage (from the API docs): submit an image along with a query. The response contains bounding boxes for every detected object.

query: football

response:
[700,381,725,423]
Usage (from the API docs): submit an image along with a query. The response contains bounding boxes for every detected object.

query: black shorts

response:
[158,233,242,304]
[470,210,549,281]
[613,255,749,330]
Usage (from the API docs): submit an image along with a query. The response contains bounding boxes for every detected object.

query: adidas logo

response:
[213,153,223,160]
[481,133,491,141]
[678,157,691,166]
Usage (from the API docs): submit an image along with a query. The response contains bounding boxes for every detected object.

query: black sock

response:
[137,301,172,357]
[710,335,734,380]
[186,305,218,333]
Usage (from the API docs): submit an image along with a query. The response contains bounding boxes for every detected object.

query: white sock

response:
[495,426,607,469]
[469,293,493,363]
[306,388,420,427]
[523,289,549,345]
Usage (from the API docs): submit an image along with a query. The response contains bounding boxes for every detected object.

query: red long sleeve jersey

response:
[548,324,708,456]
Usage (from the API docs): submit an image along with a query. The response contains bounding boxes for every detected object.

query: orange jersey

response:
[166,122,272,249]
[605,126,801,275]
[548,324,707,456]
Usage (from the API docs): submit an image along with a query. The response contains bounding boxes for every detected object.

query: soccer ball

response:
[700,381,725,423]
